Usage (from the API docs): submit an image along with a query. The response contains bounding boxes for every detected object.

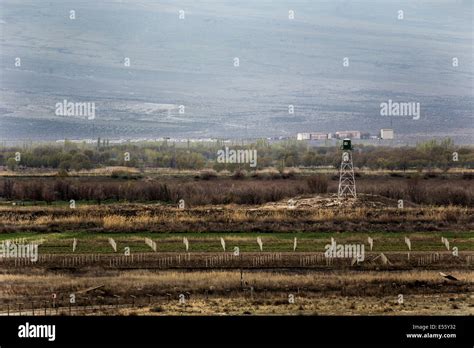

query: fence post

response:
[114,295,120,309]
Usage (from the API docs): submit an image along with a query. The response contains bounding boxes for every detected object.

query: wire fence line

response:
[0,296,171,316]
[0,251,471,269]
[0,288,306,316]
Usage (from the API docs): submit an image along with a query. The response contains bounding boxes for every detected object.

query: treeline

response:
[0,138,472,171]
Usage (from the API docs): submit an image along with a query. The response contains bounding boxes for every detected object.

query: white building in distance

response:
[297,133,311,140]
[297,132,329,140]
[380,129,394,140]
[310,132,328,140]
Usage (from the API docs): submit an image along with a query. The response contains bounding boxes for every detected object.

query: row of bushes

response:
[0,179,308,206]
[1,175,472,206]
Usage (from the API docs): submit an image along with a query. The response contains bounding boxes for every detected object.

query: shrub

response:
[462,173,474,180]
[306,175,328,194]
[405,178,426,204]
[232,169,247,179]
[423,172,438,179]
[111,170,129,179]
[281,167,301,179]
[56,169,69,177]
[251,168,280,180]
[435,188,470,206]
[199,169,218,180]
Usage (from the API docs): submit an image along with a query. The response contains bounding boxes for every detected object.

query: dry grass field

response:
[0,172,472,316]
[0,197,472,233]
[0,270,472,316]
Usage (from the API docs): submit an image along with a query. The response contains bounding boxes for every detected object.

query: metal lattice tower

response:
[338,139,357,199]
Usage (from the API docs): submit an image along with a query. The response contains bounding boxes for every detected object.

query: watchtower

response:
[338,138,357,199]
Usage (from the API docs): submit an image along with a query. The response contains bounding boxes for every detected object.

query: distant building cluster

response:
[297,129,394,141]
